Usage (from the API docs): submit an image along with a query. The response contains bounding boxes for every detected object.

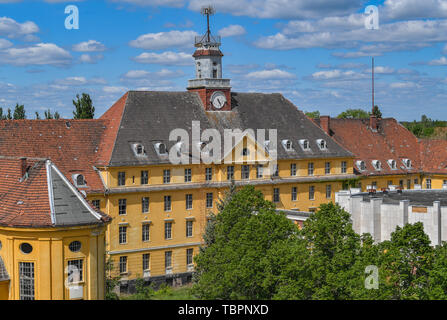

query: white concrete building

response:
[336,189,447,246]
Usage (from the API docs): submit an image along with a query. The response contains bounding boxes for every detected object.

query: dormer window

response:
[282,140,293,151]
[316,139,327,150]
[132,143,146,157]
[154,143,168,155]
[242,148,249,156]
[356,160,366,171]
[372,160,382,170]
[387,159,397,170]
[403,158,412,169]
[73,174,86,187]
[299,139,310,151]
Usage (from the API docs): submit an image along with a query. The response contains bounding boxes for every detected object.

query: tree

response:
[426,242,447,299]
[192,185,299,299]
[35,112,41,120]
[6,108,12,120]
[44,109,61,120]
[337,108,370,119]
[305,110,320,119]
[13,103,26,119]
[372,105,382,118]
[72,93,95,119]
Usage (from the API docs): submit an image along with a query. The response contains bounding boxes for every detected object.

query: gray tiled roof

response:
[108,91,353,166]
[0,256,9,281]
[50,166,102,227]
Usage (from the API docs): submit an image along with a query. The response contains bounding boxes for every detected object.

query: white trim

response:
[45,160,56,225]
[49,161,102,221]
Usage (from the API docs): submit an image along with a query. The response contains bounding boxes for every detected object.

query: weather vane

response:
[201,5,215,43]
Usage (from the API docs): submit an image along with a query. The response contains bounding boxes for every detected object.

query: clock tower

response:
[187,6,231,111]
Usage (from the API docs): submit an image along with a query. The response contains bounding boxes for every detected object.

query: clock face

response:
[211,91,227,109]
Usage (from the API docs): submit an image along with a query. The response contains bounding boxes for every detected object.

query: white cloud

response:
[52,77,107,86]
[0,39,13,50]
[129,30,198,50]
[311,69,366,80]
[132,51,193,66]
[0,17,39,40]
[109,0,185,7]
[122,68,184,79]
[382,0,447,20]
[245,69,295,80]
[218,25,246,37]
[72,40,107,52]
[428,56,447,65]
[79,53,104,64]
[0,43,72,67]
[103,86,128,94]
[390,81,419,89]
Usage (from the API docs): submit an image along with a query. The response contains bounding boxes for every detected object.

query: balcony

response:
[195,34,221,48]
[188,78,231,89]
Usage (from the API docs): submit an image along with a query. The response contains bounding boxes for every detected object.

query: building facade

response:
[0,157,111,300]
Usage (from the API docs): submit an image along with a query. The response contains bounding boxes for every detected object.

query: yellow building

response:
[0,157,111,300]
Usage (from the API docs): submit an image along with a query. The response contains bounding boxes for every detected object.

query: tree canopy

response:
[73,93,95,119]
[337,108,370,119]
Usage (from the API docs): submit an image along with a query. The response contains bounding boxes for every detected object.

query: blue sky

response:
[0,0,447,120]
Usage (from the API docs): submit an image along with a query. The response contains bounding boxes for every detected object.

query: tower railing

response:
[195,34,221,48]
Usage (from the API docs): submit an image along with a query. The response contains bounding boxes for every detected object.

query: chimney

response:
[320,116,330,135]
[19,157,27,177]
[369,115,378,131]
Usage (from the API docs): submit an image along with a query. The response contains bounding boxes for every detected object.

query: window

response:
[291,187,297,201]
[67,259,83,283]
[186,194,193,210]
[19,262,34,300]
[372,160,382,170]
[387,180,393,187]
[273,188,280,203]
[242,148,249,156]
[119,226,127,244]
[92,200,100,210]
[184,168,192,182]
[341,161,347,174]
[205,168,212,181]
[308,163,314,176]
[300,139,310,150]
[142,197,149,213]
[118,199,127,215]
[326,185,332,199]
[206,193,213,208]
[118,172,125,186]
[272,164,279,177]
[165,251,172,270]
[165,222,172,240]
[372,181,377,187]
[186,248,193,265]
[309,186,315,200]
[76,174,85,186]
[356,161,365,171]
[399,180,404,188]
[213,69,217,78]
[119,256,127,274]
[241,165,250,179]
[164,196,171,212]
[317,139,327,150]
[186,221,193,238]
[290,163,297,176]
[282,140,292,151]
[388,160,397,170]
[143,254,150,271]
[426,179,432,189]
[403,159,412,168]
[69,241,81,253]
[156,143,167,155]
[135,144,144,155]
[414,178,419,185]
[20,243,33,254]
[141,171,149,185]
[163,170,171,184]
[325,162,331,175]
[256,165,263,178]
[227,166,234,180]
[407,179,411,189]
[142,224,150,242]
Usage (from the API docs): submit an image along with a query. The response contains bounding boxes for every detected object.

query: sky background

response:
[0,0,447,120]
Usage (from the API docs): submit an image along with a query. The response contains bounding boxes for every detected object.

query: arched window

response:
[76,175,85,186]
[242,148,249,156]
[136,144,143,155]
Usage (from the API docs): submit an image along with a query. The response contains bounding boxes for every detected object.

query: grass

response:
[120,283,198,300]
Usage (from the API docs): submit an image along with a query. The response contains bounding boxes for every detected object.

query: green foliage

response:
[192,185,298,299]
[193,187,447,300]
[402,114,447,138]
[132,277,155,300]
[337,108,370,119]
[105,257,121,300]
[72,93,95,119]
[13,103,26,119]
[372,105,382,118]
[305,110,320,119]
[44,109,61,119]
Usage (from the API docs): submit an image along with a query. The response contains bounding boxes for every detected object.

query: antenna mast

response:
[372,57,375,114]
[201,5,215,43]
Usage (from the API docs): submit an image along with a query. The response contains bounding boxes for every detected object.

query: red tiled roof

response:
[0,157,111,228]
[319,117,422,176]
[0,118,119,193]
[419,139,447,174]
